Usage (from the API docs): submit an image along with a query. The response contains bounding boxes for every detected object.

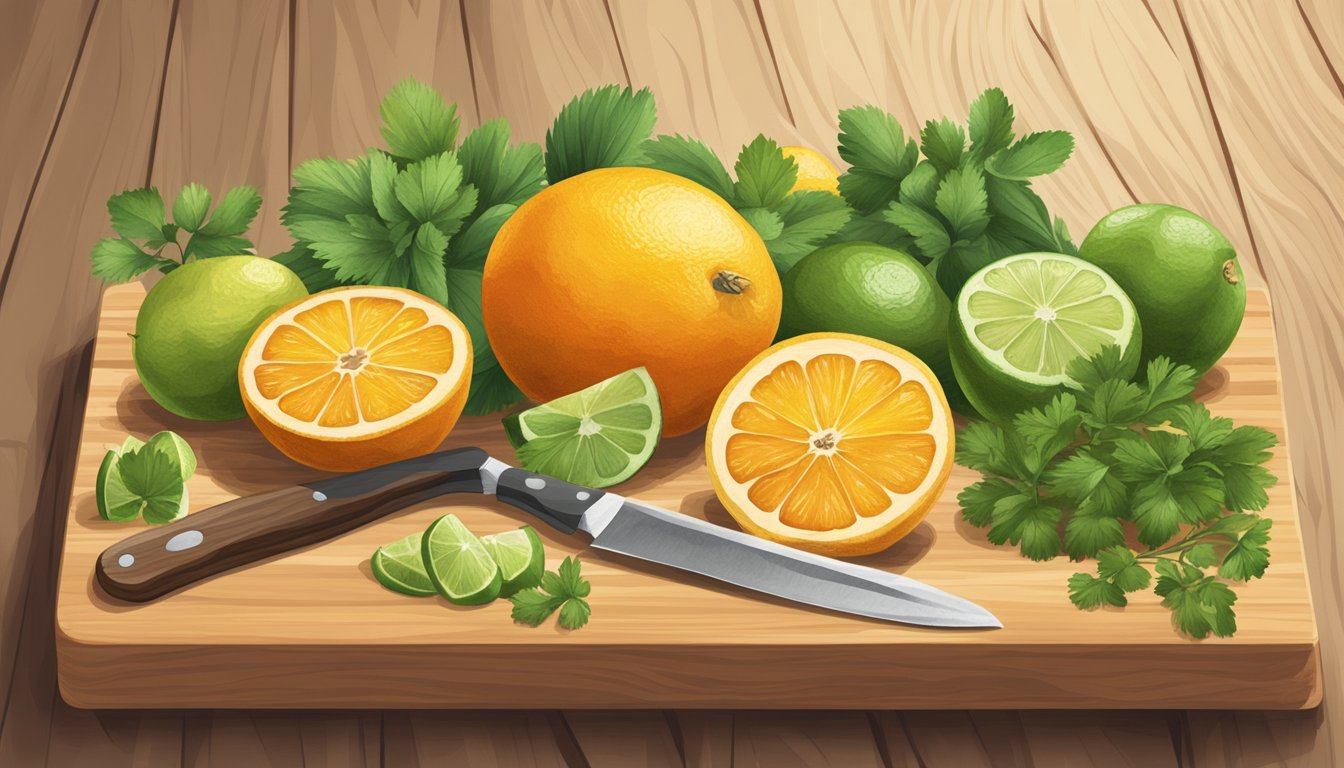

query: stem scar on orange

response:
[239,286,472,472]
[707,333,955,557]
[481,167,782,437]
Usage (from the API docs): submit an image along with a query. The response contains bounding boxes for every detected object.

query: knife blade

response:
[96,447,1000,629]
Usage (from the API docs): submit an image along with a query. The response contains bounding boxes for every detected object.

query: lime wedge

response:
[481,526,546,596]
[371,532,436,597]
[422,514,502,605]
[503,367,661,488]
[950,252,1142,423]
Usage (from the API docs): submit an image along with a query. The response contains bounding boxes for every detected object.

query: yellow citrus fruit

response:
[482,166,781,437]
[707,333,954,556]
[781,146,840,195]
[239,286,472,471]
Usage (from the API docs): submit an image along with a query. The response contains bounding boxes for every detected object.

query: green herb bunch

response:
[956,347,1278,638]
[91,184,262,283]
[275,79,547,415]
[509,556,592,630]
[826,88,1076,297]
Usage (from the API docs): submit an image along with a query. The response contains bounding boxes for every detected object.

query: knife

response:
[95,447,1000,628]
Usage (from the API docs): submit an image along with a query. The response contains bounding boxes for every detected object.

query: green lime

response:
[134,255,307,421]
[778,241,973,415]
[96,436,190,523]
[480,526,546,596]
[502,367,661,488]
[421,514,502,605]
[371,532,436,597]
[950,252,1142,423]
[1078,204,1245,374]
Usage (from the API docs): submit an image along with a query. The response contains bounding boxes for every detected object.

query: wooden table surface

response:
[2,0,1340,765]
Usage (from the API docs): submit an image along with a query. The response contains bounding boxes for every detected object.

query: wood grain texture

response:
[54,286,1319,710]
[0,0,177,765]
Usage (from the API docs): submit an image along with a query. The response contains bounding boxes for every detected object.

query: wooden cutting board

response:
[55,284,1320,710]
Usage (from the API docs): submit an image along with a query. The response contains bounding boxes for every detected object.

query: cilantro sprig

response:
[508,556,592,630]
[91,184,262,283]
[276,79,545,415]
[826,89,1076,297]
[97,431,197,525]
[957,348,1278,639]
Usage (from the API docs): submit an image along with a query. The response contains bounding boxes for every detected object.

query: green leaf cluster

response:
[957,348,1278,639]
[96,431,197,525]
[91,184,262,283]
[508,556,592,630]
[827,89,1076,297]
[641,133,852,276]
[277,79,546,415]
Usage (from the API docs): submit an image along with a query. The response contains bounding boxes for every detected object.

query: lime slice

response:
[502,367,661,488]
[96,437,190,523]
[422,514,502,605]
[950,252,1141,423]
[481,526,546,596]
[371,532,436,597]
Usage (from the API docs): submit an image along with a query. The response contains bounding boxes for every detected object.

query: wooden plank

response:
[562,711,684,768]
[381,711,568,768]
[606,0,800,157]
[670,712,734,768]
[0,0,98,272]
[0,0,178,764]
[150,0,292,256]
[463,0,627,141]
[182,711,379,767]
[732,712,885,767]
[1164,0,1344,762]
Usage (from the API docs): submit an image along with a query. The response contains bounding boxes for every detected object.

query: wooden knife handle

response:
[95,447,491,603]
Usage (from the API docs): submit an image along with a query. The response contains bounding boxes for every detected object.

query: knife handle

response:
[95,447,491,603]
[495,468,606,534]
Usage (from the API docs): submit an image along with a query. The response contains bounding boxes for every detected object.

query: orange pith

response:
[240,287,472,472]
[707,334,954,557]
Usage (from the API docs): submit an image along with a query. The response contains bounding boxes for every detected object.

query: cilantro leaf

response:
[640,134,735,201]
[836,105,919,214]
[898,161,940,210]
[199,186,262,237]
[987,495,1060,561]
[763,191,852,273]
[822,211,911,250]
[1155,561,1237,639]
[509,588,565,626]
[956,420,1021,478]
[380,78,460,162]
[734,134,796,209]
[557,597,592,630]
[1215,425,1279,466]
[449,203,517,270]
[1168,403,1233,453]
[91,238,171,283]
[405,223,448,304]
[1068,573,1125,609]
[934,166,989,241]
[545,85,655,184]
[1066,345,1131,392]
[1043,451,1110,504]
[984,175,1060,251]
[393,153,476,238]
[1142,357,1199,418]
[958,478,1019,528]
[883,201,950,259]
[1221,463,1276,513]
[1097,546,1152,592]
[920,118,966,173]
[116,443,188,525]
[1063,509,1125,559]
[107,188,166,240]
[555,556,591,598]
[1012,392,1080,472]
[737,207,784,241]
[968,87,1015,159]
[1185,542,1218,568]
[172,183,211,233]
[1079,379,1147,431]
[183,234,254,259]
[457,119,545,213]
[1218,516,1271,580]
[984,130,1074,180]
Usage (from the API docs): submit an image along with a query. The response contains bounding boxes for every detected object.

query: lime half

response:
[503,367,661,488]
[481,526,546,596]
[950,252,1141,423]
[422,514,502,605]
[371,532,436,597]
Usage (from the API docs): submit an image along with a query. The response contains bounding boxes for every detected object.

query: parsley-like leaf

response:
[934,166,989,241]
[1068,573,1125,609]
[1063,509,1125,559]
[1219,517,1272,580]
[984,130,1074,180]
[545,85,655,184]
[457,119,545,213]
[380,78,460,163]
[509,588,565,626]
[557,597,592,630]
[734,134,796,210]
[836,105,918,215]
[199,186,262,237]
[393,152,476,238]
[764,191,852,273]
[640,134,736,201]
[987,495,1060,561]
[884,201,950,259]
[1142,357,1199,418]
[919,117,965,173]
[91,238,170,283]
[958,478,1019,528]
[1155,561,1237,639]
[172,183,211,233]
[1097,546,1152,592]
[510,556,592,630]
[898,161,940,211]
[108,188,166,241]
[114,442,188,525]
[737,207,784,241]
[968,87,1015,159]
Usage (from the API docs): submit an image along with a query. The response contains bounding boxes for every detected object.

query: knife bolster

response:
[495,469,602,534]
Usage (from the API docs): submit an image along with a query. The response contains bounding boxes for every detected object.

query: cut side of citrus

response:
[240,286,472,471]
[706,333,954,557]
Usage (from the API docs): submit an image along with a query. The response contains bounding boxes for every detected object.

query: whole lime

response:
[779,241,972,414]
[1077,204,1245,374]
[133,256,307,421]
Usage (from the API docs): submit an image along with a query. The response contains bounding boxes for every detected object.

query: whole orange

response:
[482,167,782,436]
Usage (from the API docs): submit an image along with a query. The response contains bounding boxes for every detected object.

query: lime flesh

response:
[480,526,546,596]
[371,532,436,597]
[422,514,502,605]
[503,367,661,488]
[950,252,1141,423]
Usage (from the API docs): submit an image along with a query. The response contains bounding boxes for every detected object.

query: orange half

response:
[706,333,954,556]
[240,286,472,471]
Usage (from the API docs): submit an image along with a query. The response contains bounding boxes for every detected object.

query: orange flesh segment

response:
[726,355,940,532]
[349,296,404,348]
[354,364,437,422]
[318,374,360,428]
[278,372,341,422]
[254,362,336,399]
[368,307,429,349]
[293,300,352,354]
[263,325,334,362]
[373,325,455,374]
